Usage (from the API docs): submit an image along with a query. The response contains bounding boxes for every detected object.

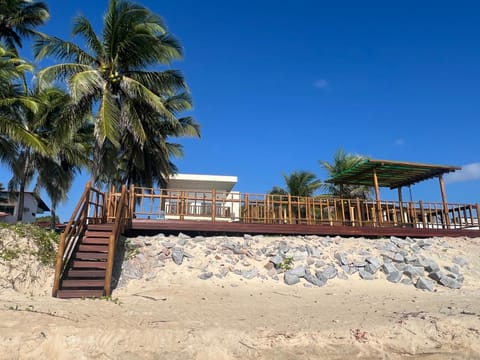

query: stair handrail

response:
[52,182,93,297]
[104,184,129,295]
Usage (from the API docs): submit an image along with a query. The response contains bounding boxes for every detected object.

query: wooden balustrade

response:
[112,187,479,232]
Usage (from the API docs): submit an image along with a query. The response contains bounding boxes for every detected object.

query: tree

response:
[270,171,321,197]
[8,86,92,222]
[34,0,198,187]
[0,0,49,53]
[319,148,372,199]
[0,45,45,157]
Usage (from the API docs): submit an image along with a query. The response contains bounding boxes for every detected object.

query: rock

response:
[319,265,337,280]
[242,269,258,280]
[269,254,284,267]
[447,273,464,283]
[404,255,417,264]
[453,257,468,267]
[162,241,175,248]
[315,260,325,268]
[192,236,206,243]
[439,276,461,289]
[334,252,348,266]
[392,253,405,263]
[444,265,460,274]
[304,271,326,287]
[387,271,402,283]
[416,277,434,291]
[428,271,445,283]
[288,266,306,278]
[177,238,188,246]
[424,259,440,273]
[382,262,397,275]
[366,257,381,268]
[403,265,424,278]
[359,269,375,280]
[306,246,322,258]
[401,278,413,285]
[365,263,379,274]
[198,272,213,280]
[284,272,300,285]
[267,268,278,278]
[172,247,184,265]
[394,263,407,272]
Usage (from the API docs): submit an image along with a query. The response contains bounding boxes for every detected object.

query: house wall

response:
[0,194,42,224]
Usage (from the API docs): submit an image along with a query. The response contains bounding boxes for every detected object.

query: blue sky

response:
[1,0,480,221]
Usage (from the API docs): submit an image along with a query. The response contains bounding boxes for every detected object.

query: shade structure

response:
[325,159,461,189]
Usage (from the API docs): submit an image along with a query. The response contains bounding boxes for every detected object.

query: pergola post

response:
[373,167,382,224]
[438,175,450,228]
[397,187,404,225]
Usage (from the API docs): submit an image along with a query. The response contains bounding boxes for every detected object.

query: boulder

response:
[415,277,434,291]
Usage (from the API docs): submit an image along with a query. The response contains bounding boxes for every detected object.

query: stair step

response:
[78,244,108,252]
[88,224,114,231]
[76,252,108,260]
[56,289,104,299]
[67,269,106,278]
[72,260,107,269]
[82,237,109,245]
[85,231,112,238]
[62,279,105,288]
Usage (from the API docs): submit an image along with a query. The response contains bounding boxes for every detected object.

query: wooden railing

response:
[52,182,106,297]
[104,184,129,296]
[123,187,480,231]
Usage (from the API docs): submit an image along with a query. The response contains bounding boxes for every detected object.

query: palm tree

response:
[270,171,321,197]
[8,86,92,221]
[0,45,45,155]
[34,0,196,186]
[319,148,372,199]
[0,0,49,53]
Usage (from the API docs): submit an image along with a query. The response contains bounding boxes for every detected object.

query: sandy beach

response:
[1,231,480,359]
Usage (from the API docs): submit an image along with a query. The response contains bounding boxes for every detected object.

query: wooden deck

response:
[126,219,480,238]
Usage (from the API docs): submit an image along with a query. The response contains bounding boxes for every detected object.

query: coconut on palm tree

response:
[319,148,372,199]
[34,0,198,187]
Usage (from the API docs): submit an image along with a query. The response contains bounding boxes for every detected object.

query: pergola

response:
[326,159,461,225]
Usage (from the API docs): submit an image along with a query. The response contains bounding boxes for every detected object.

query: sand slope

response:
[1,232,479,359]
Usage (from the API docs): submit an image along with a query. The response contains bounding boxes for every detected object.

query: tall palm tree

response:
[0,0,49,53]
[34,0,196,186]
[0,45,45,155]
[8,86,92,221]
[319,148,372,199]
[270,171,321,197]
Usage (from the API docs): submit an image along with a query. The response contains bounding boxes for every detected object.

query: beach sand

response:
[1,233,480,359]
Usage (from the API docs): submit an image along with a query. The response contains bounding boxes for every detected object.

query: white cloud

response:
[313,79,329,89]
[393,138,405,146]
[445,162,480,183]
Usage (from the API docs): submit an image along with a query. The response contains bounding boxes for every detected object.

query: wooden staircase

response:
[56,223,113,299]
[52,182,129,299]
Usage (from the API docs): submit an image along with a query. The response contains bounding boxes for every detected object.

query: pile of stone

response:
[118,233,469,292]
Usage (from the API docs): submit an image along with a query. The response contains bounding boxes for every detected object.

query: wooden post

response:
[397,187,404,226]
[288,194,292,224]
[419,200,427,228]
[373,167,382,225]
[356,198,362,226]
[438,175,450,228]
[212,189,216,222]
[476,204,480,229]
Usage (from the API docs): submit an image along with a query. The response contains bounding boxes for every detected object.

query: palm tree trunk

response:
[16,151,30,222]
[50,208,56,230]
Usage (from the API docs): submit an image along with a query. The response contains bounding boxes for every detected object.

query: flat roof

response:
[166,174,238,192]
[326,159,461,189]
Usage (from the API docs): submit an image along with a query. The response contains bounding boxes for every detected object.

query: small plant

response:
[278,256,294,271]
[123,238,138,260]
[99,295,121,305]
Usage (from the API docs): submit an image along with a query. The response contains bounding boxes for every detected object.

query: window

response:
[0,205,14,215]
